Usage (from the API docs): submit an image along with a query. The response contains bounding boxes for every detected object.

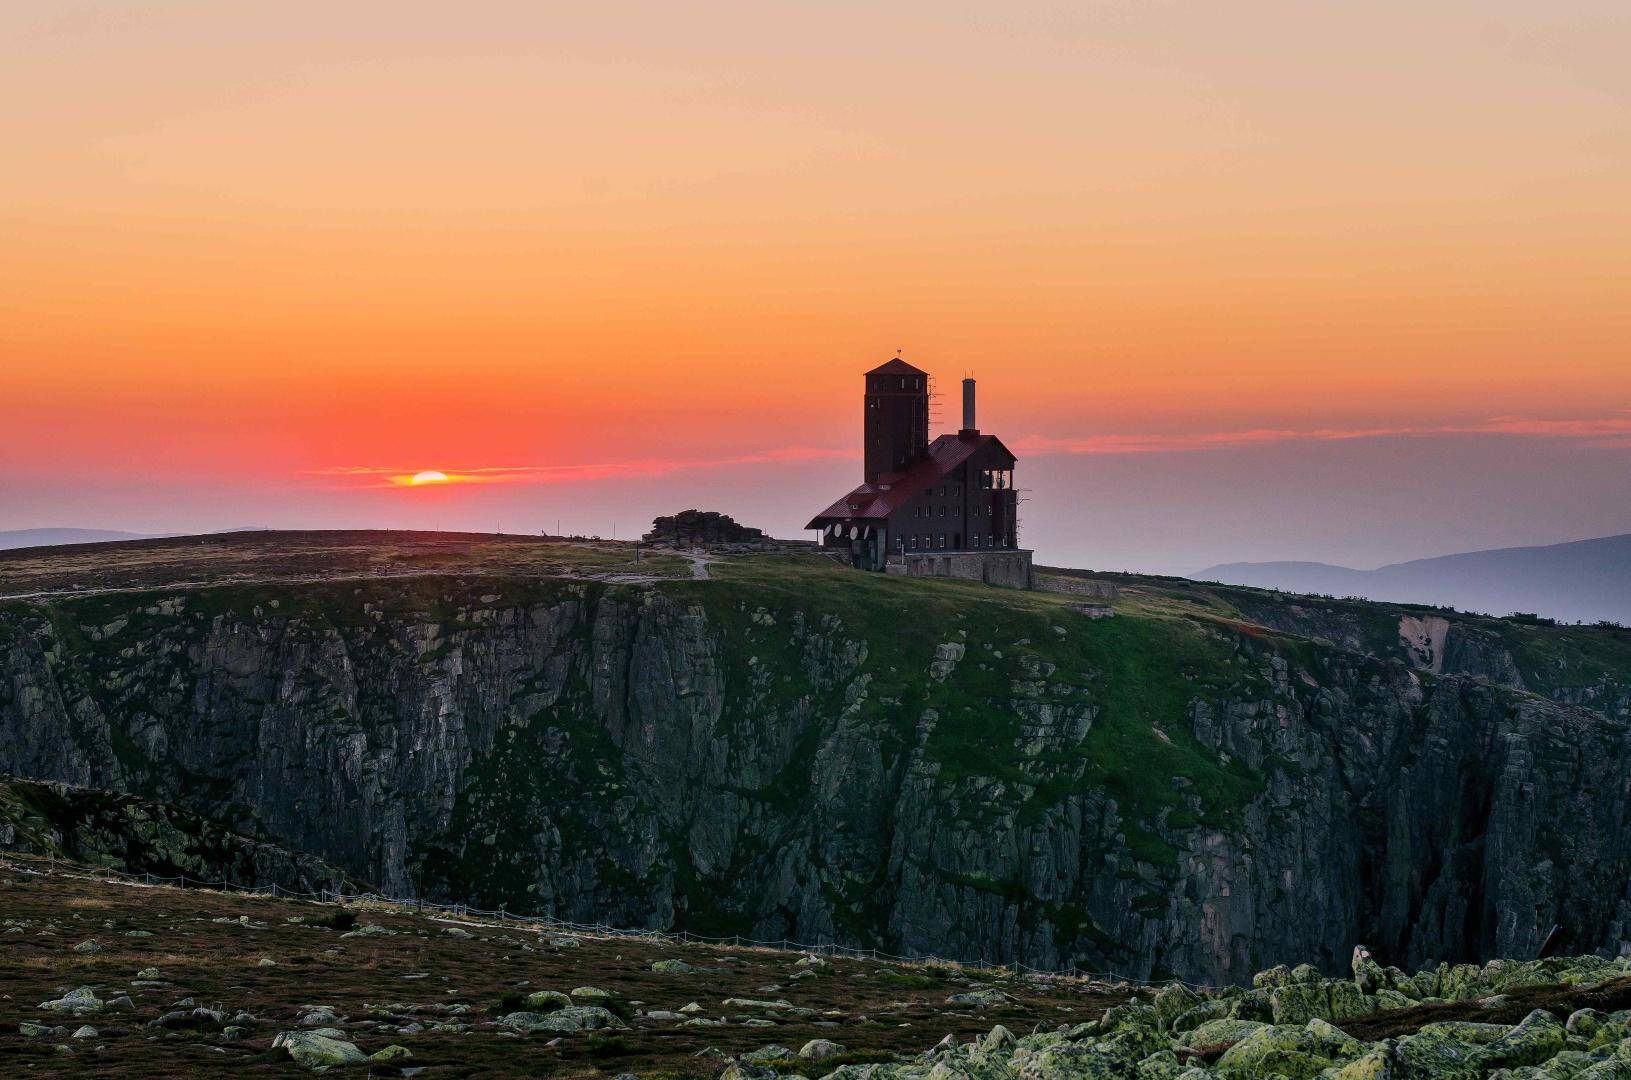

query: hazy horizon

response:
[6,424,1630,577]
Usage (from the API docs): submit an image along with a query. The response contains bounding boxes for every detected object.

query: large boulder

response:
[1183,1019,1270,1055]
[1213,1023,1363,1079]
[272,1030,369,1069]
[1480,1010,1568,1070]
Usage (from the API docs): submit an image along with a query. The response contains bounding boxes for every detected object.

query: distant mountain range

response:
[0,528,152,550]
[1193,533,1631,625]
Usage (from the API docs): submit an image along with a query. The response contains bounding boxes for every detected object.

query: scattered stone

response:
[272,1030,369,1068]
[946,988,1008,1007]
[652,959,702,974]
[297,1007,344,1027]
[739,1044,793,1063]
[799,1038,844,1060]
[71,939,102,953]
[38,988,103,1016]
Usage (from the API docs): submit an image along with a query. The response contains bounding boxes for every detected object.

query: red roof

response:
[865,357,928,377]
[805,432,1015,527]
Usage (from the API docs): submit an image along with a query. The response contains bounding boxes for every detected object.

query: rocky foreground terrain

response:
[3,532,1631,986]
[7,853,1631,1078]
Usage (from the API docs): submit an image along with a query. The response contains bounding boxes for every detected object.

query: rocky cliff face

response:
[0,776,353,893]
[2,561,1630,984]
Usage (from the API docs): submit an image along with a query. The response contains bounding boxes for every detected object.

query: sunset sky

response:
[4,1,1629,572]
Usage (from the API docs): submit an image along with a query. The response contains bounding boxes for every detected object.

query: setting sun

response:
[408,471,449,486]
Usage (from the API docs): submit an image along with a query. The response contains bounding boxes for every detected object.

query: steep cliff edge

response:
[3,535,1630,984]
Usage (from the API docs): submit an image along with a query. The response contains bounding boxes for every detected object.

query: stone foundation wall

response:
[885,549,1034,589]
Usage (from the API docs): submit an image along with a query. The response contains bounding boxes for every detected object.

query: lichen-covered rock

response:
[1172,998,1234,1032]
[1212,1023,1363,1078]
[1482,1011,1569,1070]
[948,989,1009,1007]
[501,1006,625,1033]
[1136,1050,1186,1078]
[1183,1019,1269,1053]
[1270,984,1330,1025]
[800,1038,844,1060]
[271,1030,369,1068]
[1153,983,1201,1027]
[522,990,572,1011]
[651,959,698,974]
[38,988,102,1016]
[1390,1025,1493,1078]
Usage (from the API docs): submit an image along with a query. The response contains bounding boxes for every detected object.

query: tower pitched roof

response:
[865,357,928,377]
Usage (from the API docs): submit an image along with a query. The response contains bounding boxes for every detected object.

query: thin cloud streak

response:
[1014,414,1631,456]
[313,446,856,488]
[309,413,1631,488]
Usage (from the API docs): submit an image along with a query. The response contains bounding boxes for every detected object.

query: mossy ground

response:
[0,853,1128,1077]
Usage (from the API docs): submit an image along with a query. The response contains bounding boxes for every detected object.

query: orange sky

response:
[3,2,1629,568]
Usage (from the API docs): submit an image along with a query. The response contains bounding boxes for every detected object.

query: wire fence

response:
[3,850,1227,991]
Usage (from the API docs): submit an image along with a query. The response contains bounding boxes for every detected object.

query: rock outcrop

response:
[0,776,355,894]
[643,509,766,548]
[2,562,1631,984]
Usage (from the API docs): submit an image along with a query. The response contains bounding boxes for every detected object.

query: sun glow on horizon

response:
[408,470,449,486]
